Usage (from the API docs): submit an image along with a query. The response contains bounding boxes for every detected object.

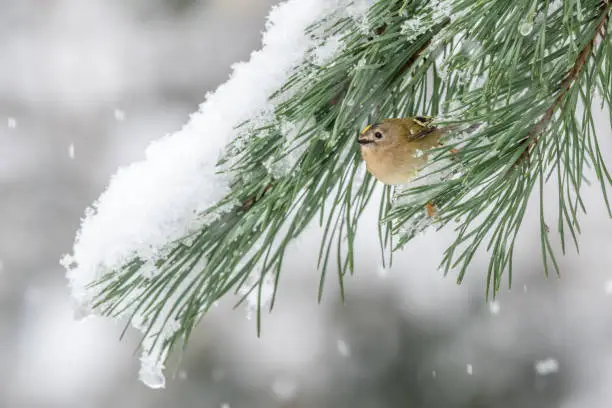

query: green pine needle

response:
[90,0,612,364]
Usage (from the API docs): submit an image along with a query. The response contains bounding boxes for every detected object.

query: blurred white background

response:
[2,1,612,407]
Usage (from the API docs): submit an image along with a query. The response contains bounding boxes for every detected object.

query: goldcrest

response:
[358,117,444,185]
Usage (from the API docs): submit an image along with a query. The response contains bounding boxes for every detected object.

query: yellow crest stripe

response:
[361,124,372,134]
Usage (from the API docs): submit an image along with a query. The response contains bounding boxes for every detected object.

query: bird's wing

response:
[405,126,437,142]
[413,116,434,126]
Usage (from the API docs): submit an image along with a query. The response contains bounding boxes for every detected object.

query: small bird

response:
[358,117,445,185]
[358,116,454,217]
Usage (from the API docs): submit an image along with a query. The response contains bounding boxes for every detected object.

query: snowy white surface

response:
[62,0,371,388]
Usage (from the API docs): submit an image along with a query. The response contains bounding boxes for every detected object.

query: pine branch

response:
[519,0,611,164]
[63,0,612,386]
[388,0,612,296]
[237,15,451,227]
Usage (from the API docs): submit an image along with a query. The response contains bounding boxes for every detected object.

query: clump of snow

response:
[466,364,473,375]
[311,34,344,66]
[461,39,482,56]
[348,0,375,32]
[399,0,453,45]
[263,119,312,179]
[7,117,17,129]
[401,19,426,42]
[62,0,372,389]
[548,0,563,14]
[139,354,166,389]
[431,0,452,21]
[349,0,375,17]
[354,56,367,71]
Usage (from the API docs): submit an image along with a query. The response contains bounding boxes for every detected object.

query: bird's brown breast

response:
[360,128,443,185]
[361,145,422,184]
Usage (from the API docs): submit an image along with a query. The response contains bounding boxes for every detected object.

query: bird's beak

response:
[358,139,373,145]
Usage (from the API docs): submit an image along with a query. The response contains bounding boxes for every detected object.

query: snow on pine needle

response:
[61,0,370,389]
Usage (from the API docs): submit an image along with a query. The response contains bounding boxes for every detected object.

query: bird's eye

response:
[374,131,383,139]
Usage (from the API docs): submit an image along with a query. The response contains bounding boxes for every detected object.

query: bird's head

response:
[357,122,396,153]
[358,117,433,151]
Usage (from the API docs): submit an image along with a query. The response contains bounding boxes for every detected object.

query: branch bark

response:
[518,1,610,164]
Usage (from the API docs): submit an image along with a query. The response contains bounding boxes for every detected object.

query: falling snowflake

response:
[337,339,351,357]
[376,264,390,278]
[534,358,559,375]
[271,377,298,401]
[114,109,126,121]
[68,143,75,159]
[488,301,500,315]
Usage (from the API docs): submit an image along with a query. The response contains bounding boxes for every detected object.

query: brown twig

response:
[518,1,610,164]
[241,183,273,211]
